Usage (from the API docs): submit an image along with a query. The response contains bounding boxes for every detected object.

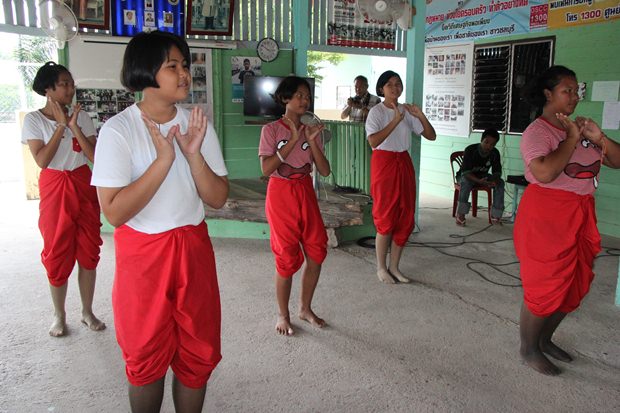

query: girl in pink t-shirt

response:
[258,76,330,336]
[515,65,620,377]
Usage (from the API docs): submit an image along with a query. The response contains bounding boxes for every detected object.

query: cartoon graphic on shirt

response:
[563,139,601,188]
[276,138,311,179]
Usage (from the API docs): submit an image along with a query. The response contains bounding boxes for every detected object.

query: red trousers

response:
[113,222,221,388]
[514,184,601,317]
[265,176,327,277]
[38,165,102,286]
[370,150,416,246]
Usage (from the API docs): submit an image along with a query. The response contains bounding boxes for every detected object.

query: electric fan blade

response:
[39,0,79,48]
[357,0,394,24]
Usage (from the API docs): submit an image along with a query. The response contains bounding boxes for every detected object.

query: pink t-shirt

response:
[521,117,602,195]
[258,119,323,180]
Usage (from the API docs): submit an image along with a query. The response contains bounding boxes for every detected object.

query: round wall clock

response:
[257,38,279,62]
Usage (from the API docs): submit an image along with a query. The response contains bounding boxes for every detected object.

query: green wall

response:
[213,49,294,179]
[419,20,620,237]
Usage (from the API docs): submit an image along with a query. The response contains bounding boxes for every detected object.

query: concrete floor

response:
[1,182,619,413]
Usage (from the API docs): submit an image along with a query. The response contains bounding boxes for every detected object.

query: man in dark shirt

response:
[456,128,505,225]
[238,58,255,84]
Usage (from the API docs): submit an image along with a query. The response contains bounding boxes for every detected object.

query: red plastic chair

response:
[450,151,492,224]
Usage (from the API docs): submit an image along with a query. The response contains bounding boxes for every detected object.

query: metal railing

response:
[322,120,371,194]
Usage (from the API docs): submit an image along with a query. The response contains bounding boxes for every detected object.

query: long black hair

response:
[522,65,576,109]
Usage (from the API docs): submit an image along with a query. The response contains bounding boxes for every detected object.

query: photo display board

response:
[112,0,184,37]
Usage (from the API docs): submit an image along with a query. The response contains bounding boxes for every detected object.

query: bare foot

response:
[81,313,106,331]
[540,340,573,362]
[520,347,561,375]
[275,314,294,336]
[377,268,395,284]
[388,268,411,283]
[299,309,326,329]
[49,314,67,337]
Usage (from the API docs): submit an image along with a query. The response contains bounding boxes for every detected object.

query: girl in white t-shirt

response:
[365,70,436,284]
[258,76,330,336]
[91,31,228,411]
[22,62,104,337]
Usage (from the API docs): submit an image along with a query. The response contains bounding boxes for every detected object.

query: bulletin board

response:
[111,0,185,37]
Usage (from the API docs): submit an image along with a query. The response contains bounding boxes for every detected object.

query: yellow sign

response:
[548,0,620,28]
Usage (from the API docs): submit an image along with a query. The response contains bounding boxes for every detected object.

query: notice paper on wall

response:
[602,102,620,130]
[591,81,619,102]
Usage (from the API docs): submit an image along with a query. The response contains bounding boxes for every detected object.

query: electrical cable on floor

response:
[356,223,620,288]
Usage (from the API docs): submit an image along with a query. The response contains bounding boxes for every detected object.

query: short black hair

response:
[376,70,401,97]
[522,65,577,109]
[354,75,368,85]
[121,30,191,92]
[243,58,251,64]
[481,128,500,143]
[32,62,70,96]
[273,76,312,107]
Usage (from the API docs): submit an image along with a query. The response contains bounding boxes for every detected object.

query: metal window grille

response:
[196,0,293,44]
[471,45,510,132]
[471,39,553,134]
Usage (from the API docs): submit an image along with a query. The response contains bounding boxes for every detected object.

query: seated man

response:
[340,75,381,122]
[456,128,505,226]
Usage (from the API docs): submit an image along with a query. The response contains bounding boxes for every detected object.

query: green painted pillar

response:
[616,261,620,306]
[58,44,69,66]
[292,0,309,76]
[406,0,427,227]
[211,49,223,139]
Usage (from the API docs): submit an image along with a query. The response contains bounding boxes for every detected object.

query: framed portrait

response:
[64,0,110,30]
[186,0,235,36]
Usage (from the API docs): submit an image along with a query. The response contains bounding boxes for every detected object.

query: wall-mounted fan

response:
[39,0,79,49]
[357,0,415,30]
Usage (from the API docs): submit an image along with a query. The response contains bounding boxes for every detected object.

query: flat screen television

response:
[243,76,315,117]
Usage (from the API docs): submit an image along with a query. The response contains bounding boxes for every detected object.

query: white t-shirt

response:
[21,110,96,171]
[365,103,424,152]
[91,104,228,234]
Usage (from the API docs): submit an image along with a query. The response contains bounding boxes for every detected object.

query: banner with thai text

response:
[425,0,547,45]
[327,0,396,49]
[547,0,620,28]
[425,1,620,44]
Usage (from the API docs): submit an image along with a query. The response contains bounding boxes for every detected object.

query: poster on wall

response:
[179,49,214,122]
[63,0,110,29]
[76,88,136,133]
[111,0,184,37]
[425,0,547,45]
[231,56,261,103]
[186,0,235,35]
[327,0,396,49]
[422,42,474,138]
